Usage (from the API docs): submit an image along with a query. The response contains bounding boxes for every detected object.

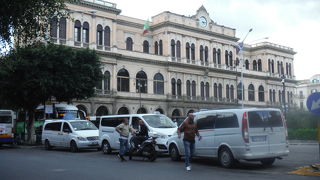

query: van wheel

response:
[218,147,235,168]
[70,141,78,153]
[102,140,111,154]
[261,158,275,166]
[44,140,52,150]
[169,144,180,161]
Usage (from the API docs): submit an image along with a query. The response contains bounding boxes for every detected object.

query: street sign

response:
[306,92,320,115]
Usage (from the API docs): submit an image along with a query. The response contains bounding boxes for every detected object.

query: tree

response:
[0,42,102,142]
[0,0,77,48]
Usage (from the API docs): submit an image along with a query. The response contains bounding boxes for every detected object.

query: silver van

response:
[167,108,289,168]
[99,114,177,154]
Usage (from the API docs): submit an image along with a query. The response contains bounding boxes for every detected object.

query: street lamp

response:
[137,80,147,112]
[281,75,286,117]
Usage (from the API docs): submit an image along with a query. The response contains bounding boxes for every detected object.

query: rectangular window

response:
[44,122,62,131]
[197,115,215,130]
[215,113,238,128]
[101,117,124,127]
[248,111,283,128]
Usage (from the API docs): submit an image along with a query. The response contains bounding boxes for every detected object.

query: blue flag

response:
[235,42,244,54]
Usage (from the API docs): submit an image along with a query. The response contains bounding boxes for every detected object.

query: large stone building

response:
[295,74,320,110]
[50,0,297,119]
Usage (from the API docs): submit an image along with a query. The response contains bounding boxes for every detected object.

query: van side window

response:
[268,111,283,127]
[101,117,123,127]
[63,123,72,132]
[248,111,266,128]
[215,113,238,128]
[197,115,215,130]
[44,122,62,131]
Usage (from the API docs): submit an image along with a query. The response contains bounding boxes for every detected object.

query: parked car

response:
[99,113,177,154]
[167,108,289,168]
[42,119,99,152]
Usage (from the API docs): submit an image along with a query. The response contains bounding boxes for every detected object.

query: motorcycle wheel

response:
[143,145,157,162]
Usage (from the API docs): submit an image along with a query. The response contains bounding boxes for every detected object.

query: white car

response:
[42,120,99,152]
[99,114,177,154]
[167,108,289,168]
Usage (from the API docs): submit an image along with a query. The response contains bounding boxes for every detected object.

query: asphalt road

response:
[0,144,319,180]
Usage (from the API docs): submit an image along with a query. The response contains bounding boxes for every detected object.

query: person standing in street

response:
[115,118,135,161]
[177,111,201,171]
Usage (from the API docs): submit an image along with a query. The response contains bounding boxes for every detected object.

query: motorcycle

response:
[128,135,158,162]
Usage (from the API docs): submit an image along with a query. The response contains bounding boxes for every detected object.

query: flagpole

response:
[240,28,253,108]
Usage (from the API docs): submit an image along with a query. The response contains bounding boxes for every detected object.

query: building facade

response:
[50,0,297,119]
[295,74,320,110]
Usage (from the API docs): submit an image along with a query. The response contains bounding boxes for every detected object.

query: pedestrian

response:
[115,117,135,161]
[177,110,201,171]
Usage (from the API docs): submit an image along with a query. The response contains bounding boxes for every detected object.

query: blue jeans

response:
[183,140,195,167]
[119,138,129,156]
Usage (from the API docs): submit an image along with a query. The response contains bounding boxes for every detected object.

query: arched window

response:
[245,60,249,70]
[226,84,230,99]
[214,83,218,98]
[159,40,163,55]
[213,48,217,64]
[258,59,262,71]
[269,89,272,102]
[50,17,58,38]
[171,78,176,96]
[205,82,210,98]
[104,71,110,93]
[126,37,133,51]
[248,84,255,101]
[153,73,164,94]
[96,106,109,116]
[104,26,110,50]
[268,59,271,72]
[137,107,147,114]
[205,46,208,64]
[143,40,149,53]
[177,79,182,96]
[117,68,130,92]
[200,82,205,98]
[230,85,234,100]
[271,60,275,73]
[171,39,175,57]
[176,40,181,58]
[154,41,158,55]
[289,63,292,76]
[186,43,190,60]
[236,58,239,66]
[217,49,221,64]
[192,80,196,97]
[74,20,81,42]
[136,71,147,93]
[225,50,229,66]
[200,45,204,62]
[229,51,233,66]
[253,60,257,71]
[82,22,89,44]
[218,84,223,100]
[186,80,191,97]
[96,24,103,46]
[118,107,129,115]
[191,43,195,60]
[258,85,264,102]
[59,17,66,40]
[273,89,276,102]
[237,83,244,100]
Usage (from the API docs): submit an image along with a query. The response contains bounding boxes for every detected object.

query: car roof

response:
[100,114,163,118]
[195,108,281,115]
[44,119,88,123]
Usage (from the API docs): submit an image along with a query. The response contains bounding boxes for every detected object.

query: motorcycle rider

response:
[132,120,148,149]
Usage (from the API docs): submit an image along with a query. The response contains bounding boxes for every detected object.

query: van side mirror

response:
[63,129,71,133]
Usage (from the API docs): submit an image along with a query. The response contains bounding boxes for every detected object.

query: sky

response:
[114,0,320,80]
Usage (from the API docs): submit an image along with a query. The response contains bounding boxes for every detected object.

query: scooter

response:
[128,136,158,162]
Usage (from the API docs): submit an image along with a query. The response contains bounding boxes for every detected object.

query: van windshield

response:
[143,115,176,128]
[248,111,283,128]
[0,116,12,123]
[70,121,97,131]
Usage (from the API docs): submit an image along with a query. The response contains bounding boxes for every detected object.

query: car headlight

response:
[77,136,86,141]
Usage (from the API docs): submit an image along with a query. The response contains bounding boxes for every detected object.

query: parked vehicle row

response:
[40,108,289,168]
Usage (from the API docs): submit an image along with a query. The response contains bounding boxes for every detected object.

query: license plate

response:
[90,141,98,145]
[252,136,267,142]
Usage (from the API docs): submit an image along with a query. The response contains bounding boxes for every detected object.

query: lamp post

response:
[281,75,286,117]
[137,80,146,113]
[239,28,253,108]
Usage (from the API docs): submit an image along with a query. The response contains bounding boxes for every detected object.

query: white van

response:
[99,114,177,154]
[167,108,289,168]
[42,120,99,152]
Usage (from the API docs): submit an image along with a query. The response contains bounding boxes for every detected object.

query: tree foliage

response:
[286,110,318,129]
[0,0,78,47]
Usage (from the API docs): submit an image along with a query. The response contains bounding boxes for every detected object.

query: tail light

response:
[242,112,249,143]
[281,113,288,141]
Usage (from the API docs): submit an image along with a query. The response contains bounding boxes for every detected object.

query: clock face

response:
[199,16,207,27]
